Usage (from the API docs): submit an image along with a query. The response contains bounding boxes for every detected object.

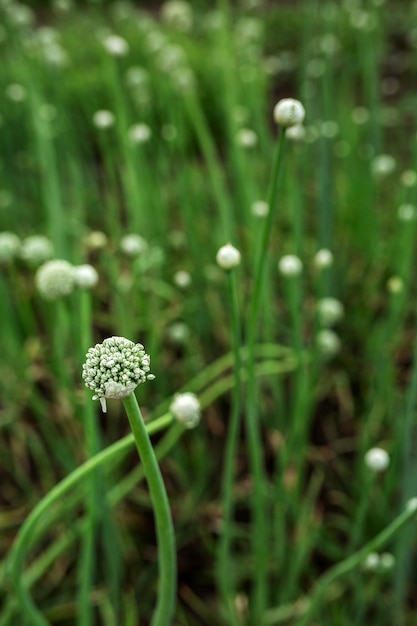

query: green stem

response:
[296,503,417,626]
[122,393,176,626]
[218,269,243,625]
[244,129,288,621]
[8,413,173,626]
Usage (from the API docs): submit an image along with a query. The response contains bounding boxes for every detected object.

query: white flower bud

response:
[170,392,201,428]
[216,243,241,271]
[161,1,193,31]
[278,254,303,277]
[397,203,417,222]
[93,110,115,129]
[251,200,269,218]
[371,154,396,177]
[286,124,306,141]
[6,83,27,102]
[316,329,341,358]
[401,170,417,187]
[174,270,192,288]
[316,298,344,327]
[103,34,129,57]
[82,336,154,412]
[406,497,417,512]
[128,123,152,144]
[21,235,54,265]
[73,264,99,289]
[35,259,75,300]
[120,234,147,257]
[0,232,21,263]
[85,231,108,250]
[236,128,258,148]
[273,98,305,128]
[364,447,390,472]
[314,248,334,270]
[363,552,380,570]
[379,553,395,570]
[387,276,404,294]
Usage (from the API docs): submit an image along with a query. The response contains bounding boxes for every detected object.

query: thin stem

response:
[217,269,243,625]
[296,503,417,626]
[244,129,288,621]
[122,393,176,626]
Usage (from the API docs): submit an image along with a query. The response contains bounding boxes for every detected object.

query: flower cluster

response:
[82,336,154,412]
[170,392,201,428]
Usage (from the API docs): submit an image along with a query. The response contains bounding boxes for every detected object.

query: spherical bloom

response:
[364,447,390,472]
[236,128,258,148]
[93,110,115,129]
[216,243,241,270]
[363,552,380,570]
[397,203,417,222]
[170,392,201,428]
[273,98,305,128]
[316,329,341,358]
[0,232,21,263]
[351,106,370,125]
[387,276,404,294]
[167,321,190,345]
[174,270,192,289]
[314,248,334,270]
[82,336,154,412]
[379,553,395,570]
[316,298,344,327]
[128,123,152,144]
[35,259,75,300]
[406,497,417,512]
[371,154,396,177]
[286,124,306,141]
[73,264,99,289]
[278,254,303,277]
[85,230,108,250]
[103,34,129,57]
[21,235,54,265]
[5,83,27,102]
[161,0,193,31]
[120,234,147,257]
[251,200,269,218]
[401,169,417,187]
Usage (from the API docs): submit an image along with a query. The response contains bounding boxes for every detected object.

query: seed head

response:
[316,329,341,358]
[273,98,305,128]
[316,298,344,327]
[82,336,154,412]
[314,248,333,270]
[73,264,99,289]
[364,447,389,472]
[21,235,54,266]
[216,243,241,271]
[278,254,303,277]
[0,232,21,263]
[103,34,129,57]
[93,110,115,129]
[120,234,147,257]
[170,392,201,428]
[35,259,75,300]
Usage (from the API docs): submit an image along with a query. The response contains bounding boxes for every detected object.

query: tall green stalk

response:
[122,393,176,626]
[245,129,287,621]
[217,268,243,625]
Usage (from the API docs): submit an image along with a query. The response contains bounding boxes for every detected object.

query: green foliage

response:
[1,0,417,625]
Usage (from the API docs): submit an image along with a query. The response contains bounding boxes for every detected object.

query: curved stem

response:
[8,413,173,626]
[122,393,176,626]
